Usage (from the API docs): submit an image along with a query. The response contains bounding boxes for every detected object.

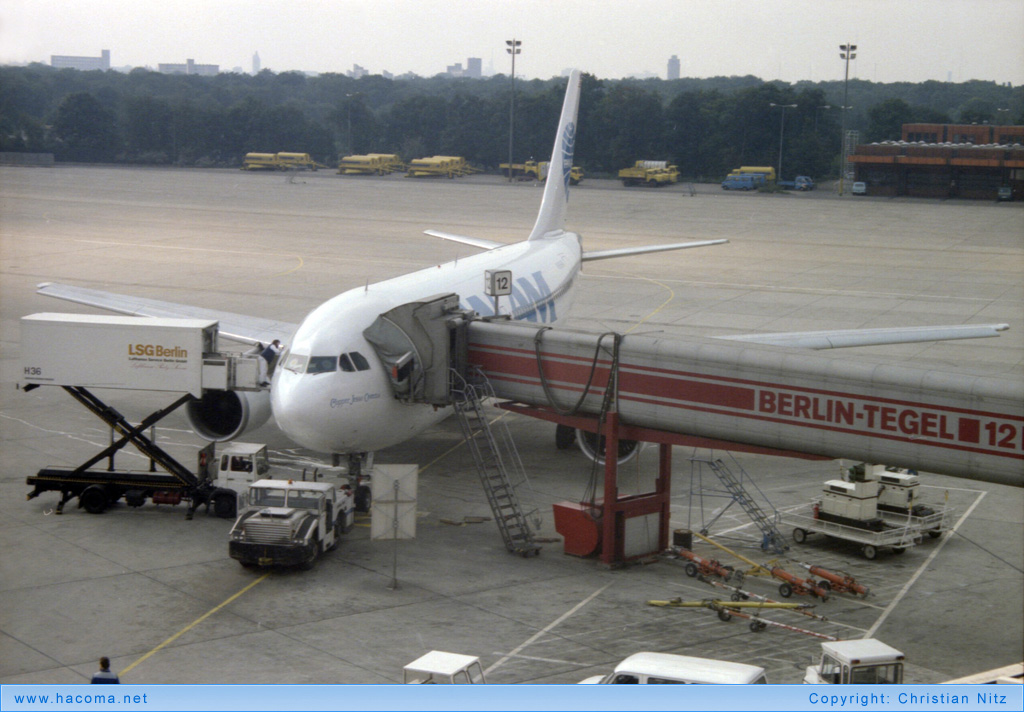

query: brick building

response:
[850,123,1024,199]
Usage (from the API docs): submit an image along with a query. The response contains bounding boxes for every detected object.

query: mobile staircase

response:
[450,368,541,557]
[689,456,789,554]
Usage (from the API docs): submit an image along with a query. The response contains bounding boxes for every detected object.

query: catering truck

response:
[20,313,266,517]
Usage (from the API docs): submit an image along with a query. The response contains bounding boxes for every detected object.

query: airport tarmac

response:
[0,165,1021,685]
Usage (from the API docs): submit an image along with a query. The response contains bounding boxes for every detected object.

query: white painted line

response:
[490,652,591,667]
[485,583,612,676]
[864,491,987,639]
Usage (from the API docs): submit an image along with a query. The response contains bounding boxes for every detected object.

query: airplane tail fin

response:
[527,70,582,241]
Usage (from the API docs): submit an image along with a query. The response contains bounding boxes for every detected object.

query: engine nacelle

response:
[186,389,272,442]
[576,429,640,466]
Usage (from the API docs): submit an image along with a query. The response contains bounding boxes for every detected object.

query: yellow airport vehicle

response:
[338,154,406,175]
[275,152,323,171]
[501,161,585,185]
[406,156,479,178]
[728,166,776,183]
[243,152,324,171]
[241,153,282,170]
[618,160,679,187]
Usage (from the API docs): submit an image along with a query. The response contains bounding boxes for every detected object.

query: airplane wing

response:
[424,230,506,250]
[35,282,298,346]
[718,323,1010,350]
[582,239,728,262]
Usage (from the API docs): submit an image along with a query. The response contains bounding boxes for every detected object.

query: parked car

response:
[579,652,768,685]
[997,186,1013,201]
[852,182,867,195]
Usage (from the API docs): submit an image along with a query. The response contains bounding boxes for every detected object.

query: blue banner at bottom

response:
[1,683,1020,712]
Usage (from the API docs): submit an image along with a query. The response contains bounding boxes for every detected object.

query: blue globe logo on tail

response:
[561,122,576,195]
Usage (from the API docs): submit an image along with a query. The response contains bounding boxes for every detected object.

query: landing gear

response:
[342,452,373,513]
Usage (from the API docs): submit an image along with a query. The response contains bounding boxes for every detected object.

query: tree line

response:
[1,64,1020,180]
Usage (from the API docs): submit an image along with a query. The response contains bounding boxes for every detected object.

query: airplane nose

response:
[271,371,334,452]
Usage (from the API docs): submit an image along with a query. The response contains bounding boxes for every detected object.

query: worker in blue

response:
[90,657,120,684]
[258,339,282,386]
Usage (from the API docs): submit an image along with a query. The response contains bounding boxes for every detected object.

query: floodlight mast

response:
[506,39,522,184]
[839,43,857,195]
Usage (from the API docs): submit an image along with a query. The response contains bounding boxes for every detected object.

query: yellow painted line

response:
[120,415,512,674]
[591,269,677,334]
[622,277,676,333]
[120,573,268,678]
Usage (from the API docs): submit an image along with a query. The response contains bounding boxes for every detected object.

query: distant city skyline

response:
[3,0,1022,85]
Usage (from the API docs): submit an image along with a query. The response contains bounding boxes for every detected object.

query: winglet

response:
[527,70,582,241]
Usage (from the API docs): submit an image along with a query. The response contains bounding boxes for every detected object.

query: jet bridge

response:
[367,296,1023,564]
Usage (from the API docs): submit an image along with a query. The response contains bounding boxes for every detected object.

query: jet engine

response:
[186,389,272,442]
[576,428,640,466]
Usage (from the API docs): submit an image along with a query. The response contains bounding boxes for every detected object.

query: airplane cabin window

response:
[350,352,371,371]
[307,356,338,374]
[281,352,309,374]
[339,354,356,372]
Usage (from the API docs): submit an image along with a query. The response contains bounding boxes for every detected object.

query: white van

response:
[579,652,768,685]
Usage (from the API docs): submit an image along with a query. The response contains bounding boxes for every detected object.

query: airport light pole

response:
[839,43,857,195]
[769,103,797,182]
[506,39,521,184]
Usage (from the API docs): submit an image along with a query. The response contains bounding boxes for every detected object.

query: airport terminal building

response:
[851,123,1024,200]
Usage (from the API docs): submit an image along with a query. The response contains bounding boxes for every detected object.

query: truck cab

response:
[804,639,904,684]
[229,479,355,568]
[580,652,768,684]
[198,442,270,519]
[403,651,486,684]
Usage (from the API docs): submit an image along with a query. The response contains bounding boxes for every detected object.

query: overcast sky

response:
[2,0,1022,84]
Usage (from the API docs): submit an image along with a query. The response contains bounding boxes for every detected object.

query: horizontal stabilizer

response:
[424,230,505,250]
[582,238,728,262]
[35,282,297,346]
[718,323,1010,350]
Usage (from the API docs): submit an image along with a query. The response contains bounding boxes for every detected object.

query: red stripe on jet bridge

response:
[471,346,613,388]
[470,346,755,411]
[619,370,755,411]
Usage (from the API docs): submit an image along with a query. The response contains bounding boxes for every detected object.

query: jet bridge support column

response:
[500,403,678,565]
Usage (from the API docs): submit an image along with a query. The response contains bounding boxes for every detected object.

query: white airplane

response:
[35,70,1008,470]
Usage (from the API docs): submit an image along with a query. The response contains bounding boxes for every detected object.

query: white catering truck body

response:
[21,313,218,396]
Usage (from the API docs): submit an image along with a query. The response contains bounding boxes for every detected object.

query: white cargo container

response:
[21,313,218,396]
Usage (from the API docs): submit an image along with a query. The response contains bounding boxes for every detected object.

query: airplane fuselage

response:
[271,233,582,454]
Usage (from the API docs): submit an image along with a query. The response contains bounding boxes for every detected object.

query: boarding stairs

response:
[690,457,788,554]
[450,368,541,557]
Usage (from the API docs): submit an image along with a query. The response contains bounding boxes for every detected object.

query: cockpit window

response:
[339,354,356,372]
[281,352,309,374]
[307,356,338,374]
[350,352,371,371]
